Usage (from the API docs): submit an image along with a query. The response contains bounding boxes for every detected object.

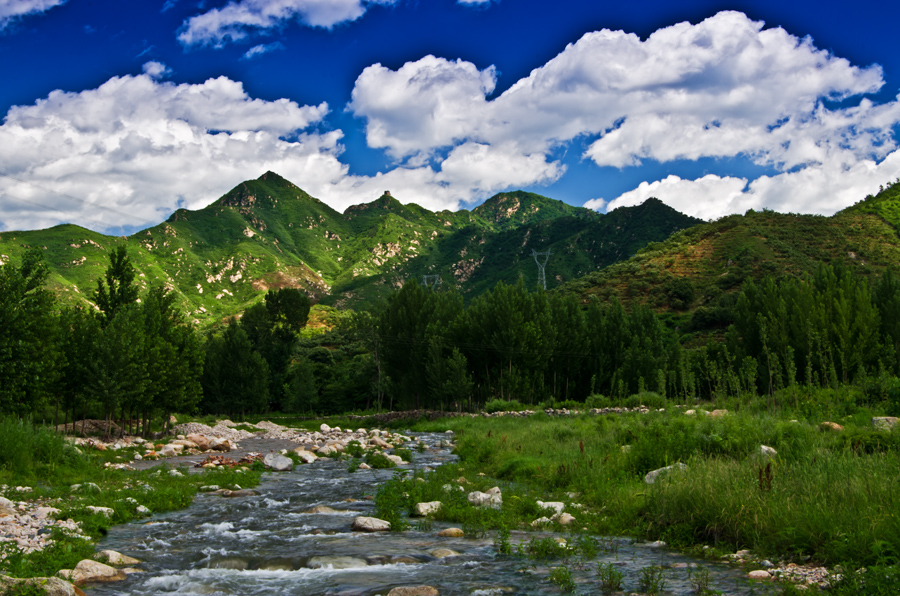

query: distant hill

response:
[559,181,900,329]
[0,172,701,324]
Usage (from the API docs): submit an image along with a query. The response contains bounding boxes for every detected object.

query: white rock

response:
[320,423,332,433]
[644,463,688,484]
[759,445,777,459]
[386,455,407,465]
[96,550,140,566]
[555,512,576,526]
[536,501,565,515]
[292,448,318,464]
[263,453,293,471]
[467,490,502,508]
[414,501,442,516]
[86,506,114,517]
[748,570,772,580]
[352,516,391,532]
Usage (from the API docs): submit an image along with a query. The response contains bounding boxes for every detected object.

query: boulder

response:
[0,575,77,596]
[352,516,391,532]
[759,445,777,459]
[387,587,439,596]
[748,570,772,580]
[186,434,210,450]
[320,423,331,433]
[0,497,16,516]
[209,438,233,452]
[158,445,177,458]
[536,501,565,515]
[262,453,293,472]
[709,409,729,418]
[429,548,458,558]
[386,455,407,466]
[872,417,900,431]
[307,556,368,569]
[556,512,576,526]
[644,463,688,484]
[95,550,140,566]
[370,437,392,449]
[819,421,844,432]
[35,506,60,519]
[413,501,442,517]
[59,560,126,585]
[467,489,502,508]
[292,448,318,464]
[531,516,553,528]
[86,506,114,518]
[437,528,464,537]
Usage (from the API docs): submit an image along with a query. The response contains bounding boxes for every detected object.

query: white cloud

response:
[0,0,65,30]
[142,61,172,80]
[583,198,607,211]
[349,11,900,216]
[0,73,341,233]
[458,0,493,4]
[604,150,900,220]
[242,41,284,60]
[179,0,398,47]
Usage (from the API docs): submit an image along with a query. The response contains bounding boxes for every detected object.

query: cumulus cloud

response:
[179,0,397,47]
[0,0,65,30]
[242,41,284,60]
[0,73,341,233]
[604,150,900,220]
[142,60,172,80]
[350,11,900,216]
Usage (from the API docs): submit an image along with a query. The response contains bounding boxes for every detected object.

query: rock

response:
[685,409,696,415]
[293,448,318,464]
[59,560,126,585]
[467,489,502,508]
[709,409,729,418]
[262,453,293,471]
[536,501,565,515]
[133,453,142,461]
[759,445,777,459]
[556,512,576,526]
[209,437,233,452]
[429,548,459,558]
[86,506,114,517]
[818,421,844,432]
[644,463,688,484]
[305,506,341,514]
[171,439,198,449]
[437,528,464,537]
[316,445,338,456]
[95,550,140,566]
[210,557,248,570]
[199,485,220,492]
[358,463,371,470]
[872,417,900,431]
[0,498,16,516]
[158,445,177,458]
[35,506,60,519]
[220,489,260,498]
[135,505,150,515]
[307,556,368,569]
[386,454,407,465]
[387,587,439,596]
[0,575,77,596]
[320,423,331,433]
[186,434,209,450]
[168,469,183,477]
[531,516,553,528]
[370,437,392,449]
[352,516,391,532]
[748,570,772,580]
[414,501,442,516]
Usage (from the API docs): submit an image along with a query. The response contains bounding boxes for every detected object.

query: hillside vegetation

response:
[0,172,699,325]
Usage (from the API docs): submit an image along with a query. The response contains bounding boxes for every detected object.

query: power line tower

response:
[532,249,551,290]
[422,274,442,291]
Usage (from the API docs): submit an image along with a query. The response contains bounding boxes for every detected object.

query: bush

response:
[484,399,529,413]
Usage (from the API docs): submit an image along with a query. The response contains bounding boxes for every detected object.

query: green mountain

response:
[0,172,701,323]
[559,181,900,322]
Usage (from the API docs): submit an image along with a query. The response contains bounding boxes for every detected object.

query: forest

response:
[3,242,900,428]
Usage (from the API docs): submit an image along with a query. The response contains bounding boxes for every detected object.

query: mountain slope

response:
[0,172,703,323]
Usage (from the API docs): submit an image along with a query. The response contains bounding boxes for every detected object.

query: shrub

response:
[485,399,528,413]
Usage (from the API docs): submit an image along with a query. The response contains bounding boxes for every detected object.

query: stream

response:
[90,432,766,595]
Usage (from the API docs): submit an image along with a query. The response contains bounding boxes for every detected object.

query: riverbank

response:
[399,395,900,595]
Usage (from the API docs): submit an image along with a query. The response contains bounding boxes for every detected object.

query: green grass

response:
[406,390,900,570]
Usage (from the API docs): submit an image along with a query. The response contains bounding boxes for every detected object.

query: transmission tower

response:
[422,274,442,291]
[532,249,551,290]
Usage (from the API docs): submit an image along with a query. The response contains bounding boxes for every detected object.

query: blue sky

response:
[1,0,900,234]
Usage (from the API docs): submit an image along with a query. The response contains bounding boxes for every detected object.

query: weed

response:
[412,518,434,532]
[638,566,667,594]
[688,565,719,595]
[365,450,395,469]
[495,526,513,555]
[394,448,413,463]
[374,470,409,531]
[347,458,361,473]
[596,561,624,592]
[522,536,569,560]
[548,565,576,592]
[574,535,599,559]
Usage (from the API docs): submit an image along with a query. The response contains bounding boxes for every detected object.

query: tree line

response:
[3,246,900,426]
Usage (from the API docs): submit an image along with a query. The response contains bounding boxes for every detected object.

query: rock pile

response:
[0,496,86,555]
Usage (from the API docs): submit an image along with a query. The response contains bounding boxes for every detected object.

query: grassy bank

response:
[399,388,900,592]
[0,416,262,581]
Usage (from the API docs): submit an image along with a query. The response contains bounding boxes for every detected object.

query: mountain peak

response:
[472,190,597,230]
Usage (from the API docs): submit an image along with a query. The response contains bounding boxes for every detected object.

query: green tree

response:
[201,322,269,419]
[0,249,60,417]
[94,245,139,324]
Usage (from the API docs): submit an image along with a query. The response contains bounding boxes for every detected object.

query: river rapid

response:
[90,432,765,595]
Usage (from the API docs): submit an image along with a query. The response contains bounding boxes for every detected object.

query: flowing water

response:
[90,433,766,595]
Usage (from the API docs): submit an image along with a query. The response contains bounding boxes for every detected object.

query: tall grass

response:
[409,395,900,568]
[0,416,81,478]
